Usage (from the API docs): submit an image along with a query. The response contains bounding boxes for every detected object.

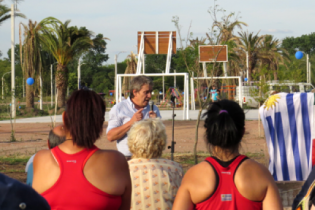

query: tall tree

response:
[19,20,44,108]
[82,34,109,67]
[122,52,137,96]
[80,33,109,88]
[282,33,315,56]
[207,6,247,81]
[259,35,290,80]
[208,13,247,44]
[281,36,296,55]
[40,17,104,107]
[237,31,263,82]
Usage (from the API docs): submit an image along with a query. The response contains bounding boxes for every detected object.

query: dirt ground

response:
[0,120,268,183]
[0,120,302,208]
[0,120,267,156]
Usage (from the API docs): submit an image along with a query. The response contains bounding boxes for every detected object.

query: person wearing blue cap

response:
[0,173,50,210]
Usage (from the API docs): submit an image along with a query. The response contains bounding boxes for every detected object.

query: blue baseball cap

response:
[0,173,50,210]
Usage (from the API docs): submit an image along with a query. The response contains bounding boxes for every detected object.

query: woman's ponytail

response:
[203,100,245,152]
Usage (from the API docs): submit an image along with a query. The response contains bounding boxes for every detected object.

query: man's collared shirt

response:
[106,97,161,156]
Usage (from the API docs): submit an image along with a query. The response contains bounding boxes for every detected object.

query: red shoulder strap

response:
[204,155,248,170]
[50,146,62,166]
[82,146,99,169]
[230,155,248,175]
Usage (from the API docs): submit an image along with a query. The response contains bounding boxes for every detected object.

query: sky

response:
[1,0,315,64]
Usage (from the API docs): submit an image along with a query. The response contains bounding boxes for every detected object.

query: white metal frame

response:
[165,32,173,74]
[137,31,174,75]
[136,32,145,75]
[116,73,190,120]
[190,76,243,110]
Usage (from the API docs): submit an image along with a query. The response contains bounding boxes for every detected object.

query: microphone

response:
[149,101,154,111]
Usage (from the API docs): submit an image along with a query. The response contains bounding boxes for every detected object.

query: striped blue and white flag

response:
[260,92,314,181]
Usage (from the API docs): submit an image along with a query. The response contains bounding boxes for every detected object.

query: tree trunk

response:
[25,82,34,108]
[193,108,202,164]
[248,65,253,84]
[56,64,68,108]
[273,70,278,81]
[193,78,203,164]
[248,54,254,83]
[122,77,130,97]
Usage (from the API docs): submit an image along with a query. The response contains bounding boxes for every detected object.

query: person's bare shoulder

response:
[238,159,272,180]
[235,159,274,201]
[94,150,128,169]
[33,149,54,166]
[181,161,217,203]
[97,150,126,160]
[182,161,212,183]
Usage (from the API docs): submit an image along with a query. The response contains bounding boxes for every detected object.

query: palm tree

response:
[207,14,247,82]
[0,0,25,26]
[40,17,103,107]
[210,13,247,44]
[189,37,207,48]
[259,35,290,80]
[122,52,137,96]
[237,31,264,82]
[19,20,43,108]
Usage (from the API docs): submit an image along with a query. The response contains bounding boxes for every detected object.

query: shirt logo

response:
[221,172,231,175]
[66,160,77,163]
[221,194,232,201]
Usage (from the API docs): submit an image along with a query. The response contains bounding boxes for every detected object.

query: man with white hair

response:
[106,75,161,159]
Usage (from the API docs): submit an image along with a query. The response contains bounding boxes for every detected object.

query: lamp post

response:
[296,51,311,84]
[246,51,249,85]
[174,69,176,88]
[22,78,24,98]
[306,54,311,84]
[114,51,126,99]
[156,69,165,101]
[11,4,16,118]
[162,71,165,101]
[77,60,85,90]
[39,71,43,110]
[50,62,57,107]
[2,72,11,100]
[310,62,312,84]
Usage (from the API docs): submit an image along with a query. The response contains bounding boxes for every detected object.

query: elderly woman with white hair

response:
[127,118,183,210]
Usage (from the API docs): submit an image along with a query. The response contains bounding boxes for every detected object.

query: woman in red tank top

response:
[32,90,131,210]
[172,100,283,210]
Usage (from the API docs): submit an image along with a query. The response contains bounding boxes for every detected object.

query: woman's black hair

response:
[64,89,105,148]
[203,99,245,153]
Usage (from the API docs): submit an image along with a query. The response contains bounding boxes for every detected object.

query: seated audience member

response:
[121,93,126,101]
[25,125,66,186]
[0,173,50,210]
[127,118,183,210]
[172,100,283,210]
[292,166,315,210]
[32,89,131,210]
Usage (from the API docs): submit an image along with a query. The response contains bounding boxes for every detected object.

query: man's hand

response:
[149,111,157,119]
[130,108,143,124]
